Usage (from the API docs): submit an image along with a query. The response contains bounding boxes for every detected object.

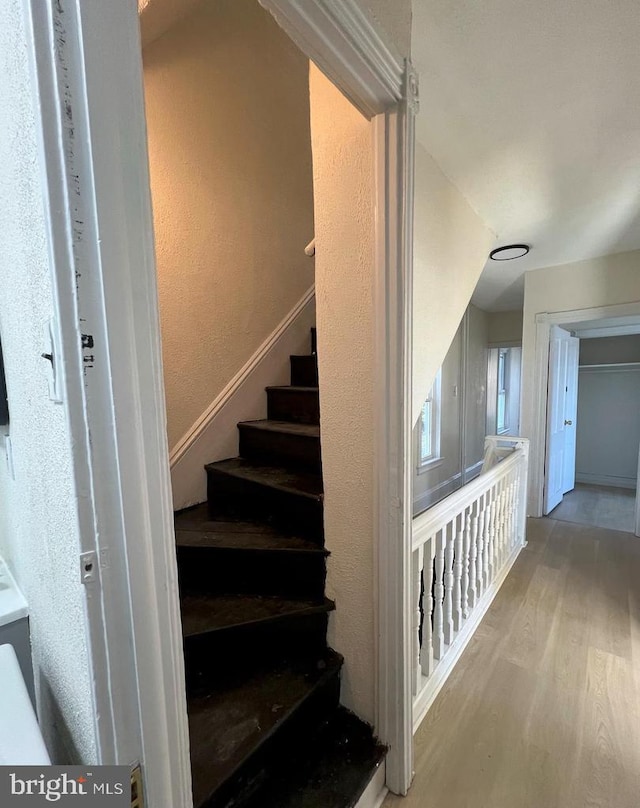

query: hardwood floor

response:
[550,483,636,533]
[384,517,640,808]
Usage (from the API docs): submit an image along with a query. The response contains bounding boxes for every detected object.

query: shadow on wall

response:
[39,676,83,765]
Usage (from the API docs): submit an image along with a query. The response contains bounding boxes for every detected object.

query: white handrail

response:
[412,447,524,551]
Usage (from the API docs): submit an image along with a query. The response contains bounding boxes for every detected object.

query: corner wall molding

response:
[169,285,315,468]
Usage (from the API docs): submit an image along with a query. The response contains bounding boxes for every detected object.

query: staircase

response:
[175,328,386,808]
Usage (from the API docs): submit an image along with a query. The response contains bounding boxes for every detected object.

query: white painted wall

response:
[580,334,640,365]
[488,310,523,346]
[309,63,376,724]
[521,249,640,511]
[0,0,96,764]
[464,305,490,469]
[356,0,412,58]
[576,366,640,488]
[412,141,495,423]
[143,0,315,450]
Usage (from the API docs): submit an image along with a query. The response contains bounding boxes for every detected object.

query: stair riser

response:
[185,613,330,693]
[207,469,323,542]
[290,355,318,387]
[177,546,326,600]
[204,667,341,808]
[238,426,321,474]
[267,388,320,425]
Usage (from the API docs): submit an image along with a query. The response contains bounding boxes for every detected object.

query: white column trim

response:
[23,0,192,802]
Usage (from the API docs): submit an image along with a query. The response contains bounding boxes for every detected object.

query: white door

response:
[544,326,579,514]
[562,336,580,494]
[635,442,640,538]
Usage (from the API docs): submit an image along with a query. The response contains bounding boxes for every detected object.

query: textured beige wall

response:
[0,0,97,764]
[309,64,376,724]
[488,309,524,345]
[413,141,495,424]
[143,0,315,449]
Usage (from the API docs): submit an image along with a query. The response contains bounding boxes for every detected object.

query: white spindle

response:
[443,521,455,645]
[453,513,464,632]
[412,544,424,696]
[433,529,446,659]
[477,491,487,596]
[419,537,435,676]
[468,499,479,609]
[491,481,498,573]
[497,478,506,568]
[507,478,515,553]
[461,506,471,620]
[482,489,492,589]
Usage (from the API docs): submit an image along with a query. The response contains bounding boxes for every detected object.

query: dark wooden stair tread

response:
[265,385,319,393]
[205,458,323,499]
[182,593,334,637]
[188,650,343,808]
[176,506,325,554]
[237,419,320,438]
[240,706,387,808]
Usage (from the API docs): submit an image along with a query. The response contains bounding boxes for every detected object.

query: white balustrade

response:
[412,436,529,728]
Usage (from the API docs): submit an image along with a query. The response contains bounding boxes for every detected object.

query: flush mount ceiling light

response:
[489,244,530,261]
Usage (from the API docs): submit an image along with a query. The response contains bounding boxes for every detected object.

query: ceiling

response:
[412,0,640,311]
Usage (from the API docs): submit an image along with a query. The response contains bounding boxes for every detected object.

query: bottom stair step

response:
[237,706,387,808]
[189,650,343,808]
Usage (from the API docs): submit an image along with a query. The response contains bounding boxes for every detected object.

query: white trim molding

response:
[170,287,316,509]
[529,301,640,516]
[575,473,636,490]
[171,286,315,467]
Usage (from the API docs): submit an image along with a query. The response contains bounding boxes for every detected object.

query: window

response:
[496,348,509,433]
[418,370,441,469]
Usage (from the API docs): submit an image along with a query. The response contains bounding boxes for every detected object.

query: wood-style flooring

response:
[384,517,640,808]
[551,483,636,533]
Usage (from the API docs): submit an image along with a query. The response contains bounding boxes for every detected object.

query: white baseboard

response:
[575,472,636,490]
[170,286,315,510]
[412,540,525,732]
[354,762,387,808]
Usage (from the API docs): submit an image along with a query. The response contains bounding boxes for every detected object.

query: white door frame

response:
[530,301,640,517]
[635,443,640,537]
[24,0,417,802]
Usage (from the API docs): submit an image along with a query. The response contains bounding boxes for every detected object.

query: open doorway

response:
[542,319,640,535]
